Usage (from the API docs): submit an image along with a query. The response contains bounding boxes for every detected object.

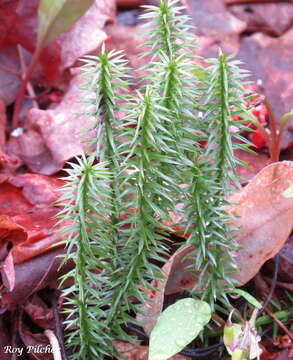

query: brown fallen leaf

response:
[277,236,293,283]
[139,161,293,332]
[0,215,27,244]
[235,148,269,182]
[0,179,61,265]
[0,247,69,312]
[168,162,293,288]
[7,72,94,174]
[0,45,21,105]
[230,161,293,285]
[23,294,54,330]
[0,316,11,360]
[237,29,293,149]
[106,24,150,87]
[184,0,246,39]
[228,2,293,37]
[114,340,190,360]
[19,316,53,360]
[0,0,115,84]
[0,178,65,298]
[8,173,63,205]
[137,246,195,335]
[0,99,21,172]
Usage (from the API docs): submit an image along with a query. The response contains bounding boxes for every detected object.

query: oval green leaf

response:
[227,289,262,309]
[37,0,95,50]
[148,298,211,360]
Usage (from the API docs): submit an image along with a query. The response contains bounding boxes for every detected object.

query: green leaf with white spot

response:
[283,184,293,198]
[148,298,211,360]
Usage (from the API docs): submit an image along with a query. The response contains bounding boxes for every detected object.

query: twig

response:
[12,46,41,128]
[0,99,6,149]
[17,45,38,109]
[44,329,62,360]
[263,98,280,163]
[264,308,293,341]
[258,255,292,340]
[0,63,20,77]
[52,292,69,360]
[264,279,293,292]
[11,308,19,360]
[261,254,280,311]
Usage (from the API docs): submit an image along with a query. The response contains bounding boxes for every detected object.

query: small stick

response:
[264,308,293,341]
[0,63,20,77]
[11,308,19,360]
[261,254,279,311]
[52,292,69,360]
[259,255,292,340]
[17,45,38,109]
[44,329,62,360]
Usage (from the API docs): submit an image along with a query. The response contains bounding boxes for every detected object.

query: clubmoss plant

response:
[182,53,253,306]
[56,0,253,358]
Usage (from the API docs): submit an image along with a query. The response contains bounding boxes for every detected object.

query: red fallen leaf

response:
[0,179,61,265]
[0,45,22,105]
[274,349,291,360]
[19,317,53,360]
[0,98,5,149]
[237,29,293,149]
[185,0,246,39]
[0,99,21,172]
[234,149,269,181]
[106,24,150,86]
[0,316,11,360]
[0,247,70,312]
[0,0,115,84]
[0,182,33,214]
[0,177,64,292]
[23,294,54,330]
[8,173,63,205]
[273,335,292,350]
[0,215,27,243]
[228,2,293,37]
[2,252,15,292]
[7,72,95,174]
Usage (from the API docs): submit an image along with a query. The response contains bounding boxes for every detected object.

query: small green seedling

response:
[148,298,211,360]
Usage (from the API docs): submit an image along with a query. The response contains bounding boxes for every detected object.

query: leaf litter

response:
[0,0,292,359]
